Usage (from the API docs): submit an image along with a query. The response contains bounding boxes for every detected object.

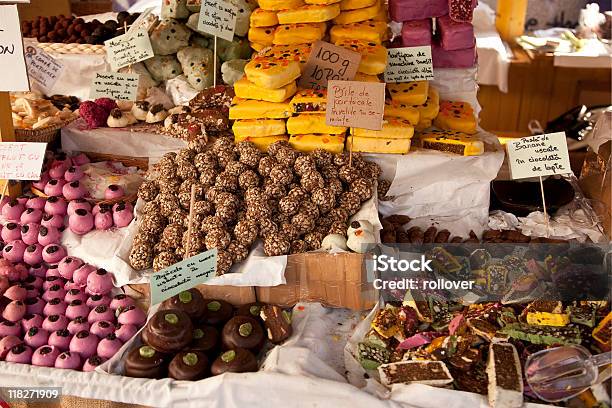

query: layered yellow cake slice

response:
[260,44,312,73]
[233,119,287,138]
[234,77,297,103]
[339,0,377,11]
[248,26,276,46]
[277,4,341,24]
[305,0,341,4]
[351,117,414,139]
[259,0,305,11]
[333,0,380,24]
[229,97,292,120]
[418,130,484,156]
[287,113,347,134]
[434,101,478,134]
[250,42,268,52]
[330,20,388,44]
[347,136,411,154]
[235,135,290,151]
[244,56,302,89]
[289,134,346,153]
[273,23,327,45]
[384,100,420,125]
[413,87,440,121]
[289,88,327,114]
[335,39,387,75]
[250,8,279,27]
[388,81,429,105]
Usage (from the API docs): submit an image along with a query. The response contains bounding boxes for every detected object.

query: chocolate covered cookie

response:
[190,325,219,354]
[260,305,292,344]
[200,299,233,326]
[221,316,265,352]
[168,351,208,381]
[142,309,193,353]
[210,348,258,376]
[124,345,167,379]
[235,302,264,322]
[160,289,206,321]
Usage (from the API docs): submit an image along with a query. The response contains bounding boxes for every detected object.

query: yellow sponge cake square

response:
[250,8,279,27]
[434,101,478,134]
[354,72,381,82]
[330,20,388,44]
[412,86,440,121]
[384,100,420,125]
[289,134,346,153]
[277,4,340,24]
[347,135,411,154]
[259,0,304,11]
[335,39,387,75]
[235,77,297,103]
[351,117,414,139]
[388,81,429,105]
[273,23,326,45]
[260,44,312,72]
[244,57,302,89]
[333,1,380,24]
[248,26,276,45]
[418,130,484,156]
[233,119,287,138]
[287,114,347,135]
[229,97,292,120]
[305,0,340,4]
[340,0,377,11]
[289,88,327,114]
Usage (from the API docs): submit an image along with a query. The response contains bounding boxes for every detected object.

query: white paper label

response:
[198,0,238,42]
[24,45,63,92]
[90,72,139,101]
[506,132,572,179]
[0,142,47,180]
[384,46,434,83]
[104,29,154,71]
[0,5,29,92]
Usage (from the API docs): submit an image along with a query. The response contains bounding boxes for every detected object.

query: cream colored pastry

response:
[146,104,169,124]
[132,101,151,121]
[116,100,134,111]
[107,108,131,128]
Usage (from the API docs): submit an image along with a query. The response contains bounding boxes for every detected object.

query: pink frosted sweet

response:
[95,98,118,114]
[438,15,475,51]
[55,351,81,369]
[64,166,84,183]
[26,197,47,211]
[2,299,26,322]
[86,294,111,308]
[114,323,138,343]
[71,153,90,167]
[2,200,25,222]
[49,156,70,178]
[21,223,41,246]
[30,263,47,278]
[0,275,8,295]
[63,181,88,201]
[24,244,44,266]
[432,42,477,68]
[86,268,114,296]
[69,209,94,235]
[401,19,432,47]
[67,316,90,335]
[24,275,43,290]
[48,329,72,351]
[32,172,50,191]
[112,203,133,228]
[32,345,61,367]
[110,294,135,311]
[90,320,115,339]
[79,101,108,129]
[113,201,133,214]
[24,327,50,349]
[88,305,115,323]
[42,244,67,264]
[42,314,69,332]
[64,281,82,292]
[82,355,106,372]
[0,335,22,359]
[0,263,20,282]
[73,264,96,287]
[117,305,146,327]
[104,185,124,200]
[43,179,66,197]
[94,209,114,230]
[14,263,28,281]
[67,199,92,217]
[15,196,29,205]
[0,320,21,337]
[42,284,66,302]
[58,256,83,280]
[69,330,99,359]
[45,265,62,278]
[3,240,26,263]
[24,284,39,298]
[389,0,448,22]
[43,298,67,316]
[97,333,123,359]
[65,299,90,320]
[21,313,44,332]
[64,288,87,304]
[40,214,64,230]
[25,297,45,315]
[44,196,68,216]
[92,203,112,216]
[21,208,43,224]
[1,223,22,242]
[4,283,27,300]
[5,344,33,364]
[43,275,65,291]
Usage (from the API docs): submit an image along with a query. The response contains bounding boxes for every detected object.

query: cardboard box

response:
[17,0,71,21]
[256,253,377,311]
[579,140,612,239]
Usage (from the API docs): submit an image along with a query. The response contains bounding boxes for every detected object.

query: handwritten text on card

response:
[0,5,29,91]
[299,40,361,90]
[326,80,385,131]
[0,142,47,181]
[25,46,63,92]
[506,132,572,179]
[385,46,434,83]
[198,0,238,42]
[90,72,139,101]
[105,29,154,71]
[149,249,218,305]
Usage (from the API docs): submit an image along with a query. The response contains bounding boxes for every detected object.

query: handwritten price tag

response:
[90,72,139,101]
[506,132,572,180]
[325,80,385,131]
[24,45,64,92]
[149,249,218,305]
[104,29,154,71]
[299,40,361,90]
[198,0,238,41]
[384,46,434,83]
[0,5,29,91]
[0,142,47,180]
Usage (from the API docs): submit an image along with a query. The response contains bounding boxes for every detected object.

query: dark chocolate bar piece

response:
[260,305,292,344]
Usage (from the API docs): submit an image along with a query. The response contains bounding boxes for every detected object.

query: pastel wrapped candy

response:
[25,197,46,210]
[66,300,90,320]
[63,181,87,201]
[401,19,432,47]
[117,305,147,326]
[115,323,138,342]
[87,269,114,296]
[48,329,72,351]
[388,0,447,21]
[55,351,81,369]
[86,295,111,309]
[90,320,115,339]
[58,257,83,280]
[438,15,474,51]
[2,200,24,222]
[69,209,95,235]
[41,214,64,229]
[432,42,476,68]
[161,0,189,19]
[88,305,115,324]
[21,208,43,224]
[25,297,45,315]
[144,56,183,82]
[177,46,215,91]
[42,314,69,332]
[0,321,21,337]
[150,19,192,56]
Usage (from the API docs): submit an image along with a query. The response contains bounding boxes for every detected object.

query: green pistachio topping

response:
[249,306,261,316]
[178,291,193,304]
[193,328,204,339]
[238,322,253,337]
[282,310,292,324]
[207,301,221,312]
[182,352,198,366]
[139,346,155,358]
[164,313,179,324]
[221,350,236,363]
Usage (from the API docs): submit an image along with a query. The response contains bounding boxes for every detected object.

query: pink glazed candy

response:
[1,200,25,222]
[55,351,81,369]
[0,336,22,359]
[65,288,87,304]
[73,264,96,287]
[67,199,92,217]
[4,283,27,300]
[86,294,111,308]
[48,329,72,351]
[389,0,448,22]
[110,294,135,311]
[58,256,83,280]
[25,197,46,211]
[82,355,106,372]
[43,298,67,316]
[43,179,66,197]
[23,284,39,298]
[117,305,147,326]
[97,333,123,359]
[66,299,90,320]
[6,344,33,364]
[3,240,26,263]
[29,263,47,278]
[67,316,90,335]
[64,166,84,182]
[21,223,41,246]
[32,172,50,191]
[86,269,114,295]
[88,305,115,323]
[44,196,68,216]
[63,181,87,201]
[32,345,61,367]
[25,297,45,315]
[24,327,49,349]
[112,203,133,228]
[42,244,67,264]
[69,330,99,359]
[401,19,432,47]
[94,209,114,230]
[0,320,21,337]
[21,208,43,224]
[90,320,115,339]
[38,226,62,247]
[1,223,22,242]
[42,314,69,332]
[104,185,125,200]
[69,209,94,235]
[114,323,138,343]
[40,214,64,230]
[21,313,44,332]
[43,275,65,291]
[24,274,43,290]
[438,15,475,51]
[42,284,66,302]
[23,244,44,266]
[2,299,26,322]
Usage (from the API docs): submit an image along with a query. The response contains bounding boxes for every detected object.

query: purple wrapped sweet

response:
[40,214,64,230]
[73,264,96,287]
[64,166,84,183]
[65,288,87,304]
[38,226,62,247]
[82,355,106,372]
[1,200,25,222]
[109,294,135,311]
[117,305,146,326]
[42,244,67,264]
[0,335,22,359]
[438,15,475,51]
[0,320,21,337]
[25,297,45,315]
[97,333,123,359]
[389,0,448,21]
[42,314,69,332]
[86,294,111,308]
[1,223,21,243]
[67,199,91,217]
[401,19,432,47]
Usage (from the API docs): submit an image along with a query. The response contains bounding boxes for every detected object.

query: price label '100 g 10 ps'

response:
[299,40,361,90]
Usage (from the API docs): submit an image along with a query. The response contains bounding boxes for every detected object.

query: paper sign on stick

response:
[105,29,154,71]
[325,80,385,131]
[198,0,238,42]
[24,45,63,92]
[0,5,29,92]
[384,46,434,83]
[0,142,46,180]
[90,72,139,101]
[506,132,572,180]
[299,40,361,90]
[149,249,218,305]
